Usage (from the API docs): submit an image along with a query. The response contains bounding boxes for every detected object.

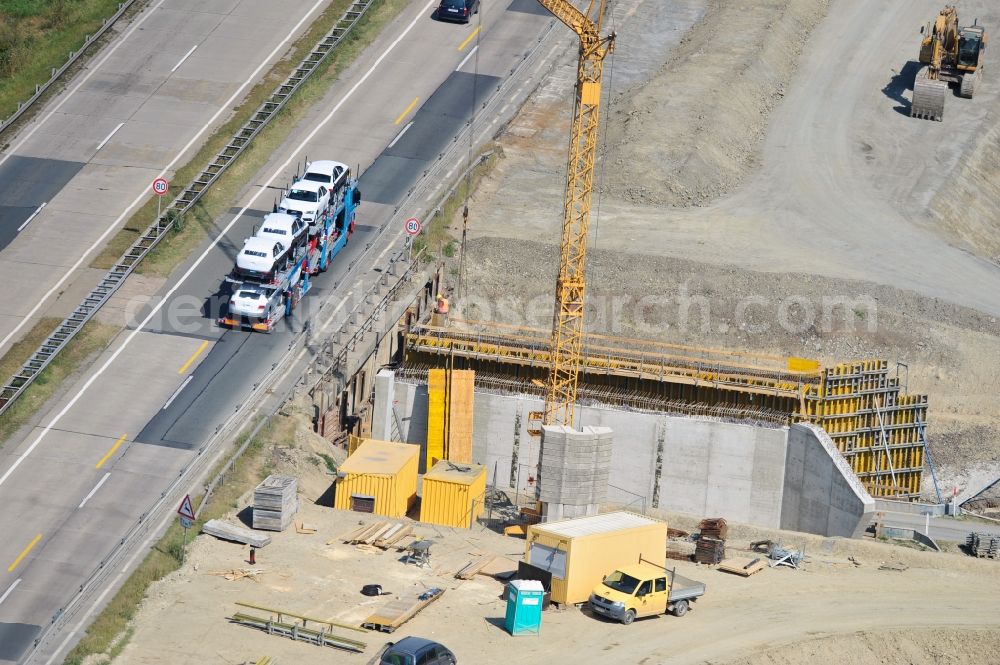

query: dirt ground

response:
[455,0,1000,494]
[111,444,1000,665]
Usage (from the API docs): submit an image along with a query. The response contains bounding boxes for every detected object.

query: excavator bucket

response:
[911,66,947,121]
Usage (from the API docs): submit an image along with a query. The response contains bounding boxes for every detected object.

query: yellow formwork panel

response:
[427,369,447,469]
[448,370,475,464]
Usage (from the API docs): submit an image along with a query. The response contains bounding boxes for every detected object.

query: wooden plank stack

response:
[698,517,728,540]
[340,521,415,551]
[694,537,726,564]
[252,475,298,532]
[967,532,1000,559]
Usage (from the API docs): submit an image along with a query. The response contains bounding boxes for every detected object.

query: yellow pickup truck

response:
[588,557,706,625]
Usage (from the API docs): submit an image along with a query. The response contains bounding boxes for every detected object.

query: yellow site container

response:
[419,460,487,528]
[334,439,419,518]
[525,511,667,605]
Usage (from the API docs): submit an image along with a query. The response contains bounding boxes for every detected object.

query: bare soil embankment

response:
[602,0,830,206]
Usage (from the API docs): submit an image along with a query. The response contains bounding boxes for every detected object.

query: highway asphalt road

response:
[0,0,337,357]
[0,1,556,662]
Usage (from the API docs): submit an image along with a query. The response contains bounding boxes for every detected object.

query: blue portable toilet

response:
[504,579,544,636]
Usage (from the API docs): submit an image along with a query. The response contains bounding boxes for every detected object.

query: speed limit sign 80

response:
[404,217,421,236]
[152,177,169,196]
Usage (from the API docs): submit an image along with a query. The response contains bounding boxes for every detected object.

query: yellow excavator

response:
[912,5,987,121]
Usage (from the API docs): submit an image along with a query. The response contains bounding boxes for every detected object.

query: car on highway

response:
[255,212,308,250]
[227,282,277,320]
[301,159,349,195]
[379,636,457,665]
[278,180,330,232]
[236,236,290,282]
[436,0,479,23]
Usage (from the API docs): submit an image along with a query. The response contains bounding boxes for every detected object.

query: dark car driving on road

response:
[436,0,479,23]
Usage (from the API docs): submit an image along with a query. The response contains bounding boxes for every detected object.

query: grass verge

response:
[0,320,120,445]
[0,0,144,123]
[413,144,504,262]
[91,0,411,277]
[64,413,297,665]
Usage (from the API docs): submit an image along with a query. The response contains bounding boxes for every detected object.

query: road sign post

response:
[152,177,169,225]
[177,494,195,565]
[404,218,421,261]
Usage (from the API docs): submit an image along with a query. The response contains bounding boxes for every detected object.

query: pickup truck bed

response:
[668,571,706,602]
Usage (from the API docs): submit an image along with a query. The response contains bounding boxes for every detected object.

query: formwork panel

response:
[448,370,475,463]
[427,369,447,468]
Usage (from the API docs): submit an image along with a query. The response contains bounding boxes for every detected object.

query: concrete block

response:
[372,369,395,441]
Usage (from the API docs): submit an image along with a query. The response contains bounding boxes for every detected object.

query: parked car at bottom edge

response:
[436,0,479,23]
[379,636,456,665]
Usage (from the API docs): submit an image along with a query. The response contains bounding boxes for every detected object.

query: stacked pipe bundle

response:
[967,532,1000,559]
[253,475,298,531]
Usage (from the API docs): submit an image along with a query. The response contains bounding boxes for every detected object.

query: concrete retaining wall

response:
[381,377,873,537]
[780,424,876,538]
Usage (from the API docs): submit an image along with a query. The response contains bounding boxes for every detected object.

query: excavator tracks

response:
[959,67,982,98]
[911,66,947,121]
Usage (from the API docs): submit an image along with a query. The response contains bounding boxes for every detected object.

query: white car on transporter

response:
[255,212,308,250]
[300,159,349,194]
[227,282,277,320]
[235,236,290,282]
[278,179,330,233]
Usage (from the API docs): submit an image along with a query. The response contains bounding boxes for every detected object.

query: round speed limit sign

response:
[404,217,422,236]
[151,177,169,196]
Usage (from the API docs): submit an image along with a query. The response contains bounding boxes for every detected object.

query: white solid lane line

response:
[95,122,125,151]
[0,0,330,354]
[78,473,111,509]
[162,375,193,411]
[0,578,21,606]
[171,45,198,73]
[387,121,414,149]
[0,0,440,494]
[17,202,47,232]
[456,44,479,71]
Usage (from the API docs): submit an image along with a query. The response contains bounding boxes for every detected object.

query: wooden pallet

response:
[718,557,766,577]
[361,588,444,633]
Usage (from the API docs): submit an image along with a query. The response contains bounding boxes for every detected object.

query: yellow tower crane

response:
[529,0,615,431]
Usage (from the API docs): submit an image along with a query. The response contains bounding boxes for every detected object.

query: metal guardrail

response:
[0,1,142,137]
[0,0,377,417]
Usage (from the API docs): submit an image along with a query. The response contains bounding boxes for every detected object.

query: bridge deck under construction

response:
[404,320,931,498]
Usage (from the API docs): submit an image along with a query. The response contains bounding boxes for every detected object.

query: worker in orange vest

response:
[436,293,450,324]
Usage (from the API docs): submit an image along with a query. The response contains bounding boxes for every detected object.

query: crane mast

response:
[534,0,615,429]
